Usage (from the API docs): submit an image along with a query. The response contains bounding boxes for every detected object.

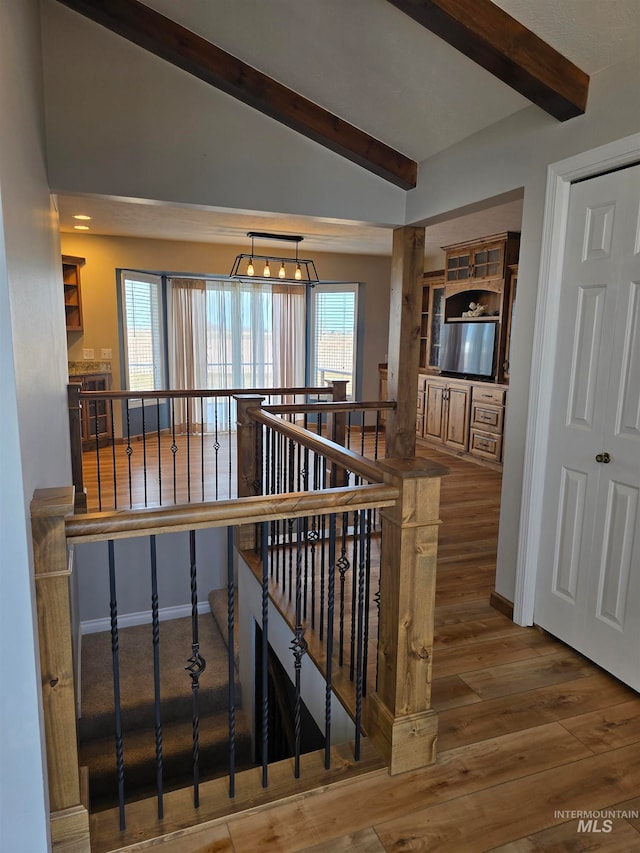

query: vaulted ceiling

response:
[54,0,639,255]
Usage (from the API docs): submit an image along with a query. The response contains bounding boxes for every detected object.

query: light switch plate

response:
[83,348,94,359]
[101,348,113,359]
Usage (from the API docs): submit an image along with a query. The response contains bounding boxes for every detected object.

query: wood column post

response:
[367,456,449,775]
[235,394,264,551]
[67,383,87,513]
[31,486,90,852]
[385,226,425,459]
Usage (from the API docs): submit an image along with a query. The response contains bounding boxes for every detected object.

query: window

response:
[310,284,358,397]
[121,272,164,392]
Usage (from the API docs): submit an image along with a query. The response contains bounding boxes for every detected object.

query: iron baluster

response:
[324,514,336,770]
[337,512,350,667]
[227,397,232,498]
[290,517,308,779]
[107,540,126,831]
[354,510,366,761]
[141,398,148,507]
[94,398,102,511]
[362,508,373,697]
[156,398,162,507]
[350,508,359,682]
[200,397,205,502]
[226,527,236,798]
[260,521,270,788]
[110,400,117,510]
[125,400,133,509]
[149,535,164,819]
[185,530,206,808]
[213,399,220,501]
[171,399,178,504]
[186,400,191,502]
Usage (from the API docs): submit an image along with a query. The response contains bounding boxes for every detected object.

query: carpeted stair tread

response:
[79,613,240,741]
[81,708,253,809]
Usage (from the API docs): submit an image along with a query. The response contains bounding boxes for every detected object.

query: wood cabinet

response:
[421,377,470,452]
[63,255,85,331]
[72,373,112,448]
[441,233,520,383]
[469,385,506,464]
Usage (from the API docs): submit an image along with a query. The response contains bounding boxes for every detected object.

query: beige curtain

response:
[272,284,306,404]
[169,278,207,432]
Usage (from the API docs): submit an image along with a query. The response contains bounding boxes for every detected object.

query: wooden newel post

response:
[67,383,87,513]
[31,486,90,852]
[329,379,348,486]
[367,456,449,775]
[235,394,265,551]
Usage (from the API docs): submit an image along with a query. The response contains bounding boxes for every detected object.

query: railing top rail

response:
[65,483,398,544]
[251,409,385,484]
[69,385,332,400]
[264,400,396,415]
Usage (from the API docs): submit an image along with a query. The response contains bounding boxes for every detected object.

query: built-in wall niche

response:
[444,284,503,321]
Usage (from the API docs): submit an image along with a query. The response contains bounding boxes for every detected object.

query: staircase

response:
[79,605,253,809]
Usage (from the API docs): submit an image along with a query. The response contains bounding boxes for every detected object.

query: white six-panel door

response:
[534,164,640,689]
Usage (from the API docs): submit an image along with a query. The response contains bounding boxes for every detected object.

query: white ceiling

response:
[56,0,639,258]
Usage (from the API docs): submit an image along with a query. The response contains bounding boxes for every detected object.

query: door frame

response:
[514,131,640,626]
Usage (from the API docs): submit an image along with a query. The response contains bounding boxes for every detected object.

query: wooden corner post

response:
[367,456,448,775]
[31,486,90,852]
[385,225,425,460]
[235,394,265,551]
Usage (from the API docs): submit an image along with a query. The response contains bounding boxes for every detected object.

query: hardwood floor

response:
[87,439,640,851]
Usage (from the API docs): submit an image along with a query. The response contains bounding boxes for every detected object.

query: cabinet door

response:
[424,381,446,442]
[444,385,470,451]
[428,286,445,368]
[470,240,505,282]
[446,249,471,283]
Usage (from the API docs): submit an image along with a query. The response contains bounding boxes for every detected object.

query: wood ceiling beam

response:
[55,0,417,190]
[387,0,589,120]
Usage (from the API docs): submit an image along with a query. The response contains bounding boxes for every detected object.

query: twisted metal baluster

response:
[354,510,366,761]
[350,508,359,682]
[149,535,164,819]
[260,521,270,788]
[337,512,350,667]
[200,397,205,502]
[94,398,102,510]
[125,399,133,509]
[186,400,191,503]
[108,540,126,830]
[324,514,336,770]
[213,399,220,500]
[226,526,236,797]
[171,399,178,504]
[290,517,307,778]
[185,530,206,807]
[362,509,373,698]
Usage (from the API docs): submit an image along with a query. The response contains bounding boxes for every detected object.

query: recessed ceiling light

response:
[74,225,90,231]
[73,214,92,220]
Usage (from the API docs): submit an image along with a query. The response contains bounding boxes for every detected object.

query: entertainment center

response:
[380,231,519,469]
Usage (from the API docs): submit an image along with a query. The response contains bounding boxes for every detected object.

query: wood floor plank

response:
[488,817,640,851]
[432,636,549,680]
[459,651,597,700]
[431,675,483,710]
[613,796,640,832]
[123,822,235,852]
[433,616,530,649]
[297,827,386,852]
[225,723,593,853]
[560,700,640,753]
[374,743,640,853]
[438,672,635,751]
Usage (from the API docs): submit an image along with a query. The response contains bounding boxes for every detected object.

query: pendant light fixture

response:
[230,232,319,284]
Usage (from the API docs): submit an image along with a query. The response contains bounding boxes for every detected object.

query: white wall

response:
[0,1,73,850]
[408,53,640,602]
[40,0,406,228]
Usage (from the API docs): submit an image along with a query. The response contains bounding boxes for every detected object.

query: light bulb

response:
[247,258,254,276]
[279,262,286,279]
[294,263,302,281]
[263,261,271,277]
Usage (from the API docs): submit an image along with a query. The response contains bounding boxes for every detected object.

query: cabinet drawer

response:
[470,429,502,462]
[472,385,505,405]
[471,402,504,434]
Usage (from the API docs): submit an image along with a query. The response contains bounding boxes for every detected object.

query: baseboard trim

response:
[490,589,514,620]
[80,600,211,635]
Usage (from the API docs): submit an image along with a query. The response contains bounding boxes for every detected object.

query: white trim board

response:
[80,600,212,634]
[515,132,640,626]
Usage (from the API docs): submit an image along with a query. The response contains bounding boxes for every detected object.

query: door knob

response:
[595,452,611,463]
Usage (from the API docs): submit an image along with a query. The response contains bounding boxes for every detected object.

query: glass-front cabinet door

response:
[428,285,445,367]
